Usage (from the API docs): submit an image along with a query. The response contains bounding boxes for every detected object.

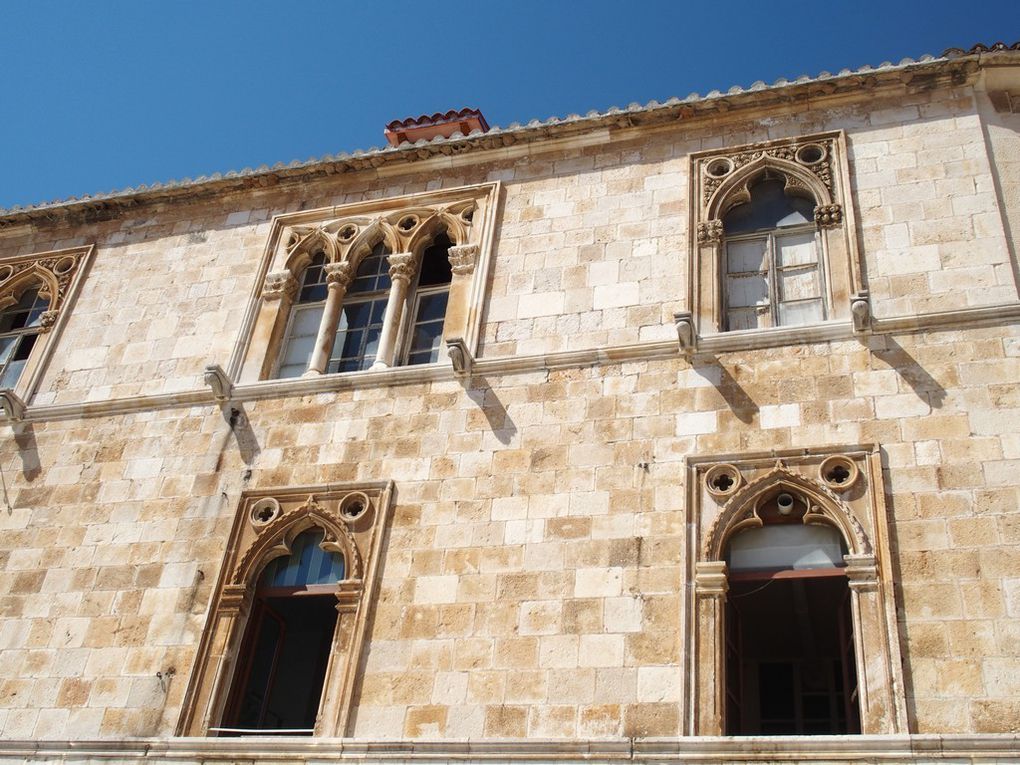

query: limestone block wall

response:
[0,325,1018,739]
[0,79,1011,406]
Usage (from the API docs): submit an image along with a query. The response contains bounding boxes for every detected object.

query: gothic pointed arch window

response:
[234,184,499,384]
[688,133,868,344]
[0,283,51,388]
[177,483,394,738]
[0,246,92,399]
[721,176,824,330]
[684,449,908,738]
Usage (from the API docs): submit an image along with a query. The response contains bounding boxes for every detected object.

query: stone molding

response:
[176,482,394,738]
[11,300,1020,424]
[0,734,1018,762]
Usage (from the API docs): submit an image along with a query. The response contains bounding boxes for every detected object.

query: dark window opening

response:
[220,530,343,736]
[725,575,860,735]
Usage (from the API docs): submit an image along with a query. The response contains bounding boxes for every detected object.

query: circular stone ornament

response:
[818,455,859,491]
[340,491,370,521]
[250,497,281,527]
[705,463,743,499]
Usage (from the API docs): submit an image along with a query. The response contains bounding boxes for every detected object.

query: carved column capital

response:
[447,243,479,276]
[386,252,416,284]
[814,203,843,228]
[694,561,729,597]
[218,584,250,615]
[697,219,724,244]
[262,270,298,301]
[37,310,59,333]
[845,553,879,592]
[324,261,354,289]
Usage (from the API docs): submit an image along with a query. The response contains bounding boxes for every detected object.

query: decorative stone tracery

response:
[177,482,394,738]
[687,132,866,340]
[233,184,500,382]
[683,447,907,738]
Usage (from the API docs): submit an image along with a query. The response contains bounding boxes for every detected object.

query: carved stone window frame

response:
[176,481,394,737]
[0,245,93,399]
[687,131,868,343]
[682,446,907,737]
[228,182,500,383]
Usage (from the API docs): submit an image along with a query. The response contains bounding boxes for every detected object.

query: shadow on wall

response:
[221,403,261,467]
[870,335,948,409]
[11,423,41,482]
[465,377,517,446]
[692,360,759,424]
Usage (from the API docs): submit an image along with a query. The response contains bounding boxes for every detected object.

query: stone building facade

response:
[0,43,1018,763]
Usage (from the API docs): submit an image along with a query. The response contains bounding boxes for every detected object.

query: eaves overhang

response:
[1,42,1017,231]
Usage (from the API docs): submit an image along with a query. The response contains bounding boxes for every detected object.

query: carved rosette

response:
[447,243,479,275]
[324,261,354,289]
[697,219,724,244]
[814,203,843,228]
[386,253,416,284]
[262,270,298,301]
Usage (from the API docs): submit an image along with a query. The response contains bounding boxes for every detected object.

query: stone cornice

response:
[2,51,1012,232]
[0,734,1018,762]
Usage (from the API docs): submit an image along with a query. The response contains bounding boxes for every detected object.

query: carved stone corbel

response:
[0,389,27,421]
[262,270,298,301]
[447,243,479,276]
[851,290,872,333]
[446,336,474,377]
[674,311,697,355]
[203,364,233,402]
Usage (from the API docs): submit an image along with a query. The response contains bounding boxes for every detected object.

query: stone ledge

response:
[0,735,1018,763]
[11,301,1020,424]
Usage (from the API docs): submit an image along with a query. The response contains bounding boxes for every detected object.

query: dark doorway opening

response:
[725,573,860,735]
[222,595,337,734]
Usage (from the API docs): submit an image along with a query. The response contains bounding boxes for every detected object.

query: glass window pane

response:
[727,239,768,273]
[0,359,27,389]
[776,232,818,267]
[778,267,821,302]
[778,299,825,326]
[416,292,449,323]
[0,336,17,365]
[727,525,846,572]
[258,530,344,588]
[727,308,767,331]
[727,274,769,309]
[278,305,323,376]
[723,180,815,234]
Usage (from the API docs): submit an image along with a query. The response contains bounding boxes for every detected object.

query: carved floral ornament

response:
[695,135,844,232]
[261,199,477,299]
[701,460,872,563]
[0,251,85,331]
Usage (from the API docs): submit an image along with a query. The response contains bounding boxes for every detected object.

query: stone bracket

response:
[0,388,27,421]
[203,364,233,402]
[851,290,872,333]
[446,336,474,377]
[674,311,698,356]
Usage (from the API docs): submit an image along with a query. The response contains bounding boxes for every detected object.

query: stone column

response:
[186,584,250,735]
[696,220,723,334]
[304,262,354,376]
[845,553,901,734]
[441,243,478,342]
[694,560,728,736]
[370,252,415,370]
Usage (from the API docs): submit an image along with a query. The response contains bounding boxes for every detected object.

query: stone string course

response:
[0,52,1017,757]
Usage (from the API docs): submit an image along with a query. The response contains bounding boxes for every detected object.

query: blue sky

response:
[0,1,1016,210]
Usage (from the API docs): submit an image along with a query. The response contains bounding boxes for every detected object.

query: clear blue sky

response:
[1,1,1016,210]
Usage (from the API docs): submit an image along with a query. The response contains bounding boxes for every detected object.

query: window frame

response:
[229,183,500,385]
[0,246,93,401]
[687,132,865,346]
[683,447,908,737]
[176,483,394,738]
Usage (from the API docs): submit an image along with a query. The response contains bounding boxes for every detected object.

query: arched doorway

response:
[219,528,344,735]
[722,490,860,735]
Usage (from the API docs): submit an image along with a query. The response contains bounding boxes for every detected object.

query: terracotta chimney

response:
[385,108,489,147]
